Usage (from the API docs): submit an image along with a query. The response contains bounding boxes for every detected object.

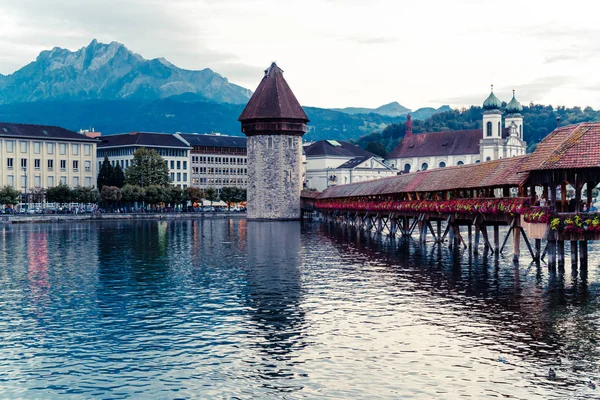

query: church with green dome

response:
[386,87,527,173]
[480,86,527,162]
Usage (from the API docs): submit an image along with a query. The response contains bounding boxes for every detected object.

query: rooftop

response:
[317,156,529,199]
[387,129,482,159]
[336,156,392,170]
[238,63,309,122]
[521,122,600,171]
[0,122,98,142]
[97,132,190,149]
[305,140,378,158]
[483,86,502,110]
[179,133,246,148]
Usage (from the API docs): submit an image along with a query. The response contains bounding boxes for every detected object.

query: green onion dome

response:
[505,90,522,114]
[483,85,502,111]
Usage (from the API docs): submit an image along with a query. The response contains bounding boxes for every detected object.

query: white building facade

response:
[304,140,397,191]
[0,122,97,191]
[96,132,192,188]
[180,133,247,195]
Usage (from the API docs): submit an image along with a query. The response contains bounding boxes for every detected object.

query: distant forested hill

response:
[352,104,600,156]
[0,99,405,141]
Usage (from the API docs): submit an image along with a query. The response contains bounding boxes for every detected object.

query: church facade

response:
[385,88,527,173]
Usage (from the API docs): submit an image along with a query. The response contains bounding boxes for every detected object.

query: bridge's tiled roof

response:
[316,156,529,199]
[521,122,600,171]
[300,190,320,199]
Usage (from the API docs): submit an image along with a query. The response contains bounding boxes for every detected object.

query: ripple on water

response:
[0,220,598,399]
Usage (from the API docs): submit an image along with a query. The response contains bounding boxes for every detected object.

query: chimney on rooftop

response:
[406,114,413,136]
[556,116,561,128]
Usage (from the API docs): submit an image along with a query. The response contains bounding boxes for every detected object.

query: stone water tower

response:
[239,63,309,220]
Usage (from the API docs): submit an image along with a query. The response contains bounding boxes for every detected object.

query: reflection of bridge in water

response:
[315,222,600,379]
[302,122,600,269]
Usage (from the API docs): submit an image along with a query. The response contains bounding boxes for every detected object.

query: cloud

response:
[507,76,573,101]
[348,36,397,45]
[2,0,600,108]
[544,54,581,64]
[209,63,264,85]
[438,76,575,107]
[522,24,600,64]
[0,0,248,75]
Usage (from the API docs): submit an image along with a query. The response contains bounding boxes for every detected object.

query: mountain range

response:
[0,39,251,104]
[332,102,411,117]
[332,101,452,119]
[0,40,450,140]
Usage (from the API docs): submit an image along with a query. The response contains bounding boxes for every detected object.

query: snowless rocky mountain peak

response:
[0,40,252,104]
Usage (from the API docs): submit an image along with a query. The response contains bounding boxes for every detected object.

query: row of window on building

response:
[3,141,92,156]
[5,175,93,188]
[103,159,189,171]
[8,158,91,172]
[192,155,247,165]
[100,147,187,158]
[192,167,247,175]
[405,160,469,172]
[169,172,188,183]
[192,178,247,185]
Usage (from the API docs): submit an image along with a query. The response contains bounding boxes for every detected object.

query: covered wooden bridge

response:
[302,122,600,268]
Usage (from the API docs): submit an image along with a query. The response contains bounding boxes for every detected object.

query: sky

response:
[1,0,599,110]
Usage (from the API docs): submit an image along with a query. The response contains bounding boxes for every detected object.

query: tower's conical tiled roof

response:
[239,63,309,122]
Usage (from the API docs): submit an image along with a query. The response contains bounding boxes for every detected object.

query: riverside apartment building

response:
[96,132,192,188]
[179,133,247,194]
[0,122,98,190]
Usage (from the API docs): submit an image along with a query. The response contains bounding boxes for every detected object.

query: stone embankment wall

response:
[1,212,246,224]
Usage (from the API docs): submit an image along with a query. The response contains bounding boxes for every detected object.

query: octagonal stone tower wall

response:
[239,63,309,220]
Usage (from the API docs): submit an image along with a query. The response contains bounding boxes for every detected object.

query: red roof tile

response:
[387,129,482,159]
[317,156,529,199]
[521,122,600,171]
[238,63,308,122]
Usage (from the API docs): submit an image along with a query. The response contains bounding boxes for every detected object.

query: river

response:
[0,219,598,399]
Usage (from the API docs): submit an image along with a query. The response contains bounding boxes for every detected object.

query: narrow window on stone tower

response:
[498,122,501,137]
[267,137,273,149]
[486,122,492,137]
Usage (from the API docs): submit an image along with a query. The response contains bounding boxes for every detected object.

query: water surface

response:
[0,219,598,399]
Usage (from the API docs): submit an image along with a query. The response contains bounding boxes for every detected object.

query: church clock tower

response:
[480,85,503,161]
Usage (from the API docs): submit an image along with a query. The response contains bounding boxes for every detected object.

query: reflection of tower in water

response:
[245,221,307,388]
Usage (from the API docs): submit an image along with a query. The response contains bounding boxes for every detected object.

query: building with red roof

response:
[385,87,527,173]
